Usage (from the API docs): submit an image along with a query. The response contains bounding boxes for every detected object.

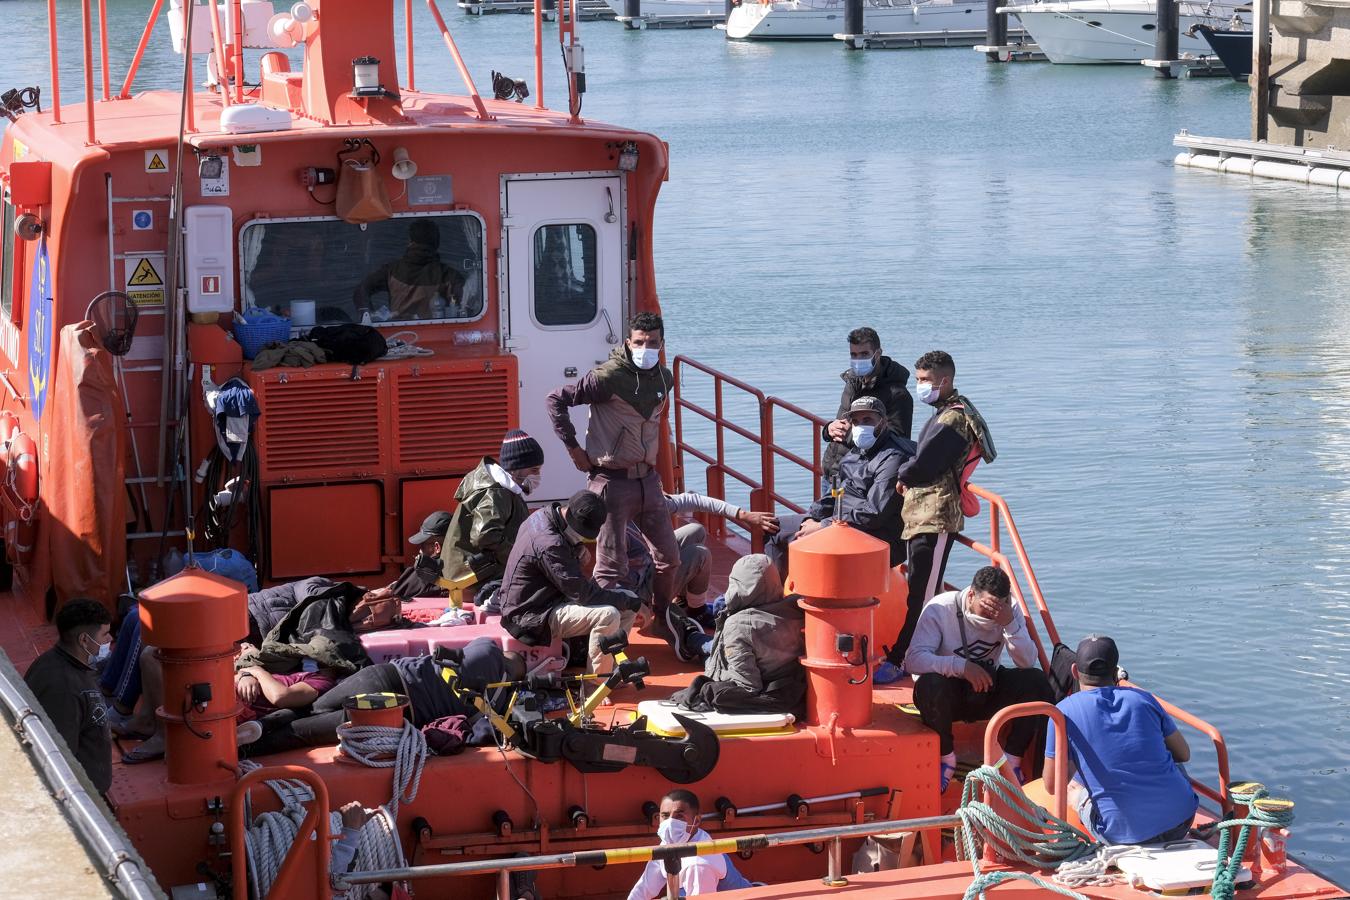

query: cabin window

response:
[1,201,15,321]
[532,224,598,327]
[239,213,486,325]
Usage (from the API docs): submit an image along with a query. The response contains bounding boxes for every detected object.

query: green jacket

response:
[440,458,530,583]
[898,393,981,539]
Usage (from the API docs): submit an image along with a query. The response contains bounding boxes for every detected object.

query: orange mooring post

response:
[139,569,248,785]
[788,522,889,730]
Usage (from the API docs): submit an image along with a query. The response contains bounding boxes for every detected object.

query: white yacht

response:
[997,0,1241,62]
[725,0,989,40]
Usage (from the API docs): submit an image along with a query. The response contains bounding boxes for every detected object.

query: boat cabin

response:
[0,0,666,608]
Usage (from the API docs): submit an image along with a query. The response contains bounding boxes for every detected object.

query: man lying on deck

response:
[1045,635,1198,845]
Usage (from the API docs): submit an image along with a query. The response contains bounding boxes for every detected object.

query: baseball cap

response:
[564,490,607,540]
[1076,634,1120,680]
[847,396,887,419]
[408,510,453,545]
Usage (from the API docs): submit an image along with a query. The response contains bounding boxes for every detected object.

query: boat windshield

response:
[239,213,486,326]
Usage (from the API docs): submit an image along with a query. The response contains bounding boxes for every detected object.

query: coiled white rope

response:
[335,721,428,822]
[236,720,427,898]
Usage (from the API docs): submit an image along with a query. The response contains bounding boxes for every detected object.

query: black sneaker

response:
[665,604,707,663]
[686,604,718,631]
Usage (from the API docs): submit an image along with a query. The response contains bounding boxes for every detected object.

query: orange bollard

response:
[139,569,248,785]
[788,522,890,729]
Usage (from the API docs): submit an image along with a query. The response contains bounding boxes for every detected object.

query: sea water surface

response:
[2,0,1348,882]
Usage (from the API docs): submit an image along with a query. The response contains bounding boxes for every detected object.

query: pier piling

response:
[984,0,1008,61]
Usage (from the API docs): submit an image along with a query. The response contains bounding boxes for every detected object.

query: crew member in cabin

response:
[821,327,915,487]
[626,790,755,899]
[498,491,643,675]
[904,566,1053,793]
[24,599,114,797]
[764,397,914,578]
[352,218,466,320]
[439,430,545,591]
[1045,635,1198,844]
[545,312,683,648]
[880,350,995,681]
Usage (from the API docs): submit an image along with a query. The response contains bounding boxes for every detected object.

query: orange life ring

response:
[6,432,38,563]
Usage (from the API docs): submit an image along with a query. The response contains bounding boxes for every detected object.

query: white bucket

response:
[290,299,316,328]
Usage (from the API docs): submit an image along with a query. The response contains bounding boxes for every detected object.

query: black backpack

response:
[1048,642,1079,702]
[307,324,387,365]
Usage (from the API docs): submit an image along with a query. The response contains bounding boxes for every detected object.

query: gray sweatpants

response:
[589,470,681,613]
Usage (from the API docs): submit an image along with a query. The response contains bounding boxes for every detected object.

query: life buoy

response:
[6,432,38,563]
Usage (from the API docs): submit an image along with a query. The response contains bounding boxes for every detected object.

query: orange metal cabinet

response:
[267,481,384,578]
[400,475,465,546]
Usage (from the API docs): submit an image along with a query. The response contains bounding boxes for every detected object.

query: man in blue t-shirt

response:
[1045,635,1198,845]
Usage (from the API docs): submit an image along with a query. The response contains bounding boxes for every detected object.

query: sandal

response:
[121,742,164,765]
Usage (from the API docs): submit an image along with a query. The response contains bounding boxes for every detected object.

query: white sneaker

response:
[236,720,263,746]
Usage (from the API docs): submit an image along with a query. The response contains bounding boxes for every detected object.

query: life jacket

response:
[947,396,996,518]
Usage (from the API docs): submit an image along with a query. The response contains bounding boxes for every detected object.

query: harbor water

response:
[2,0,1347,881]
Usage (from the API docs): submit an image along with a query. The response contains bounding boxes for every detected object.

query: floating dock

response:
[1141,56,1230,78]
[972,39,1044,60]
[617,11,725,28]
[1173,132,1350,188]
[458,0,616,17]
[836,27,1027,49]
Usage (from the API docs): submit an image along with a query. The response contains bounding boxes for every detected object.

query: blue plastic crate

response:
[233,314,291,359]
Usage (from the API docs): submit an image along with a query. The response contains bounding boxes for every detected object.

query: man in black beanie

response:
[499,490,642,674]
[441,429,545,586]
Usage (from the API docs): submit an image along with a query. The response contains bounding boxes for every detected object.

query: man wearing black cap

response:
[440,429,545,586]
[384,510,453,601]
[764,395,914,578]
[1045,635,1197,845]
[499,490,642,674]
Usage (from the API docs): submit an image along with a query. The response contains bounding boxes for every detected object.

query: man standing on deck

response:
[903,566,1052,793]
[877,349,995,682]
[546,312,682,648]
[821,327,914,488]
[25,599,114,797]
[1045,635,1198,844]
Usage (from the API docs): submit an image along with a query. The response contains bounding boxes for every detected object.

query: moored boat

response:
[725,0,988,41]
[998,0,1242,62]
[1190,21,1253,78]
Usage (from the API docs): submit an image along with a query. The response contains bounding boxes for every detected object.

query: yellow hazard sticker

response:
[144,149,169,173]
[123,255,165,307]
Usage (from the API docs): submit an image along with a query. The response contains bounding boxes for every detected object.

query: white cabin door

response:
[503,175,625,503]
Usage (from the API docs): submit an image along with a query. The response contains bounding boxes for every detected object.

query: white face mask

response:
[630,346,660,370]
[849,356,875,378]
[917,380,942,405]
[658,817,690,845]
[520,473,541,495]
[851,423,878,451]
[83,635,111,666]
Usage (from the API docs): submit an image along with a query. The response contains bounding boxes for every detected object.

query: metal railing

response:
[669,355,1234,814]
[230,764,331,900]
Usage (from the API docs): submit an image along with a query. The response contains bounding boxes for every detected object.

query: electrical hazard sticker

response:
[145,150,169,173]
[124,255,166,307]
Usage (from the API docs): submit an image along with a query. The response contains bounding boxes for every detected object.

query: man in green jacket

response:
[440,430,545,584]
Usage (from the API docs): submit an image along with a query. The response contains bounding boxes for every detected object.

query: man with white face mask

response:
[440,429,546,587]
[546,312,683,650]
[876,349,995,685]
[627,790,740,899]
[25,598,114,796]
[765,397,914,577]
[821,327,914,487]
[903,566,1052,794]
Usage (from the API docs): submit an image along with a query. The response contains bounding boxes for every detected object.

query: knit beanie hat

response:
[500,430,545,471]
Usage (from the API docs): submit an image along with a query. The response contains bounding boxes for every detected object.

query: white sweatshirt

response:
[903,588,1036,678]
[627,827,727,900]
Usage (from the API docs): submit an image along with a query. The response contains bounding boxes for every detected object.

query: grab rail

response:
[984,702,1068,822]
[229,764,331,900]
[1125,681,1232,811]
[336,811,963,895]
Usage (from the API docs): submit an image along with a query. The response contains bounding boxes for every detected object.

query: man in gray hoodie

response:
[903,566,1052,792]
